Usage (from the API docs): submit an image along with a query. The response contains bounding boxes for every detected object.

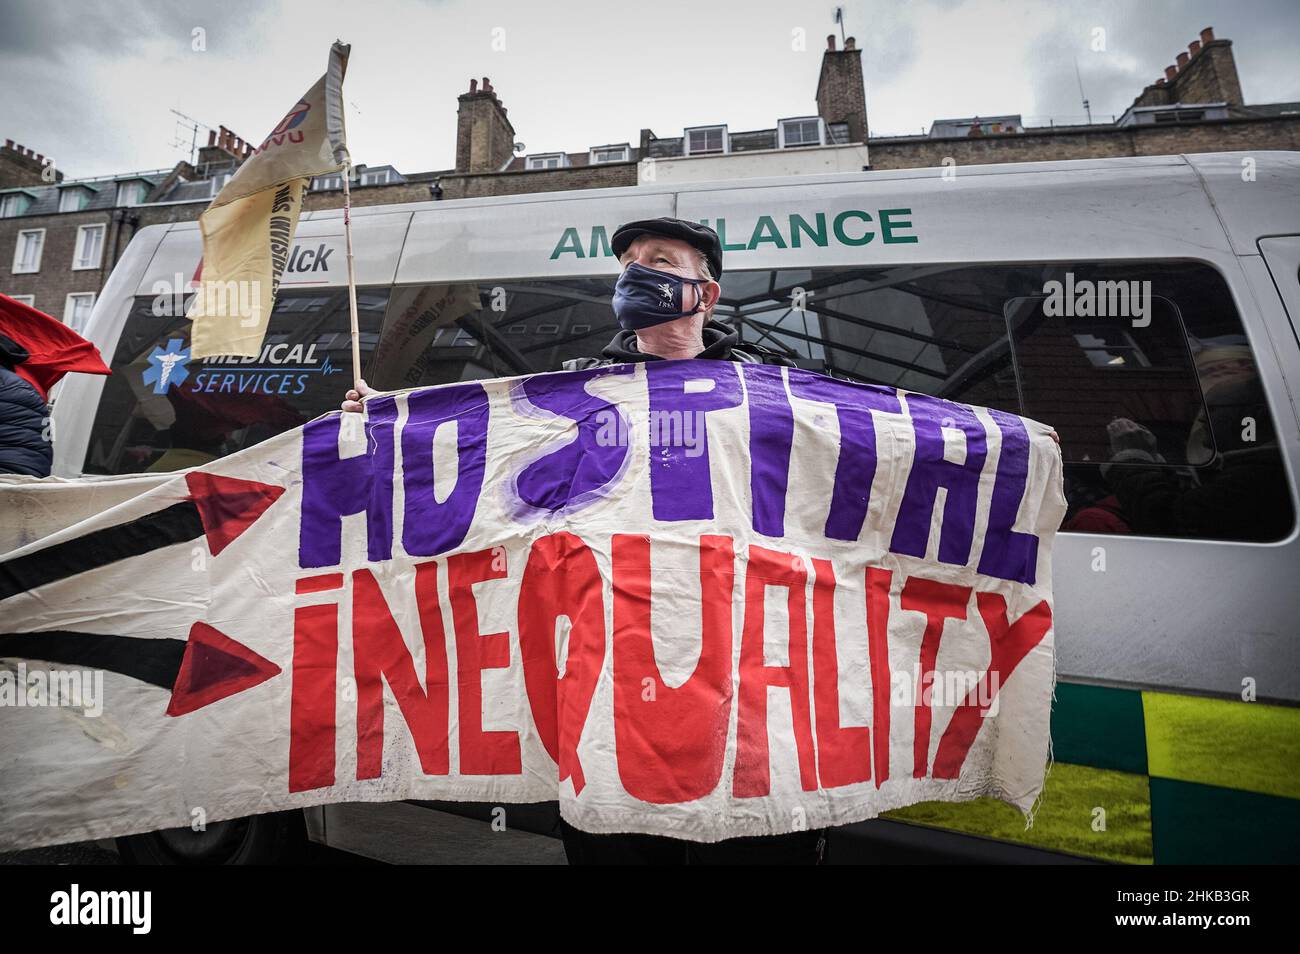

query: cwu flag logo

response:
[143,339,191,394]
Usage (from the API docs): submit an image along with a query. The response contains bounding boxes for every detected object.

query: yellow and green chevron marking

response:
[882,682,1300,864]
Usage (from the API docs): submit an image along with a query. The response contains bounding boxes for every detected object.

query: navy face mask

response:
[611,261,709,330]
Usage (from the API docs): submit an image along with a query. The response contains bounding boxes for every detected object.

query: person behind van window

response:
[0,333,53,478]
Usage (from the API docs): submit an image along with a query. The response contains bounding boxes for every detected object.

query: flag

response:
[187,41,351,359]
[0,293,111,399]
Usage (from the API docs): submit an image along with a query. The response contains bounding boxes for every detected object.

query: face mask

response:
[611,261,709,330]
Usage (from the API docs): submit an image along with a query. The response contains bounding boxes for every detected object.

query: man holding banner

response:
[344,219,829,863]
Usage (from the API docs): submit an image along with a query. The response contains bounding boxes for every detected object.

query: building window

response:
[313,174,343,190]
[12,229,44,274]
[360,169,391,185]
[9,295,35,307]
[64,293,95,333]
[779,117,825,148]
[0,192,32,218]
[589,145,630,164]
[59,188,90,213]
[115,181,145,207]
[526,154,566,170]
[685,125,728,155]
[210,173,231,196]
[73,224,106,270]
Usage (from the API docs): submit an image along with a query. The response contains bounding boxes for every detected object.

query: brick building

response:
[2,25,1296,325]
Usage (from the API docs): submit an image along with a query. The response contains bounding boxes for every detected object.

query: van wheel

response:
[115,811,306,865]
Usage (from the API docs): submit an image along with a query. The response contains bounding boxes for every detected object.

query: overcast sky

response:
[2,0,1298,180]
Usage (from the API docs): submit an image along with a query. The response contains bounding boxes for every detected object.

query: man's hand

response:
[342,379,371,414]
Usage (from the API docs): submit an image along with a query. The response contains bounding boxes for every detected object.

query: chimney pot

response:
[207,129,217,146]
[1176,51,1189,67]
[469,78,477,93]
[1189,39,1201,55]
[3,139,11,149]
[844,36,856,50]
[1155,77,1166,86]
[35,153,42,163]
[1164,65,1178,82]
[1200,26,1214,44]
[826,34,836,51]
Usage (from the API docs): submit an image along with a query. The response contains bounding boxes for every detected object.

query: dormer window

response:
[778,117,825,148]
[210,173,232,196]
[684,125,728,156]
[115,180,147,207]
[58,186,92,213]
[360,168,392,185]
[590,144,630,164]
[313,173,343,191]
[1,192,34,218]
[526,153,568,170]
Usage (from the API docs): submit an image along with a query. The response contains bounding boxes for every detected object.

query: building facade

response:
[2,26,1296,326]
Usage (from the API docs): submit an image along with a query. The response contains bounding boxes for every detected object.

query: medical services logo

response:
[143,339,191,394]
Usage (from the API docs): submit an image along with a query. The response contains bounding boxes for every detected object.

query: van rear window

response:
[728,260,1294,543]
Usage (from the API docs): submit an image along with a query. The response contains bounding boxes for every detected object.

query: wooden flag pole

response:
[341,163,363,388]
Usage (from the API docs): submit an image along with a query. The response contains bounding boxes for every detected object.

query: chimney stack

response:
[455,76,516,173]
[816,31,868,143]
[0,136,61,187]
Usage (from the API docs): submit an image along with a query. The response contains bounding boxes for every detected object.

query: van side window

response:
[731,262,1294,543]
[84,288,389,475]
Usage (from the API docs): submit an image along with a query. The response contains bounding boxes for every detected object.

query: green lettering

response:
[789,213,828,248]
[589,225,612,259]
[880,208,919,244]
[715,218,749,252]
[747,215,787,250]
[550,227,585,260]
[833,210,874,246]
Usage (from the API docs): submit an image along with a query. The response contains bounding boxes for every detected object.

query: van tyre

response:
[115,810,307,865]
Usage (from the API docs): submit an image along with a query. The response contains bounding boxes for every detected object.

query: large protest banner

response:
[0,361,1064,849]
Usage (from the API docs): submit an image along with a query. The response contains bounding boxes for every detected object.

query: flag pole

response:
[341,163,362,388]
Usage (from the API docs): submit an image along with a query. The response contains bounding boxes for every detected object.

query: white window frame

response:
[684,125,729,156]
[0,192,31,218]
[12,228,45,274]
[313,173,343,191]
[209,173,231,196]
[73,224,105,270]
[525,153,567,170]
[115,181,145,207]
[777,116,826,148]
[64,292,95,333]
[8,295,34,307]
[589,144,630,164]
[58,187,90,213]
[359,169,392,185]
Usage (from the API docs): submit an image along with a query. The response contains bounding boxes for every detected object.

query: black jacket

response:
[0,334,52,478]
[562,319,797,371]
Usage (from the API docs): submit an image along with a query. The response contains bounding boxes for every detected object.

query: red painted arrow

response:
[166,621,282,717]
[185,471,285,557]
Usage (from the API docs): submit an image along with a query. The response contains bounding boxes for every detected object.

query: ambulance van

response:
[38,151,1300,864]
